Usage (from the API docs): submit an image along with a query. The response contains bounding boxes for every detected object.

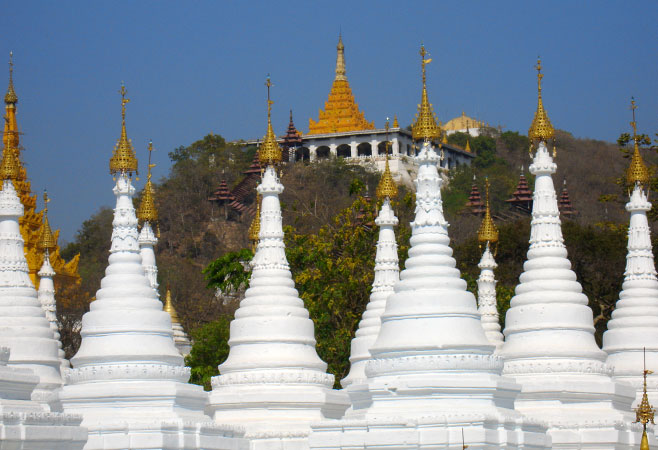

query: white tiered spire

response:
[164,287,192,357]
[59,85,244,449]
[499,61,643,449]
[208,78,347,445]
[0,147,62,400]
[477,243,504,350]
[342,148,400,387]
[603,99,658,409]
[137,140,159,293]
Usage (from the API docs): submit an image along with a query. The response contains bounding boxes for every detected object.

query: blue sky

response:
[2,1,657,242]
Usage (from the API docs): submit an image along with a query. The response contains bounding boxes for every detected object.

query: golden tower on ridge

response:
[2,53,80,289]
[308,35,375,135]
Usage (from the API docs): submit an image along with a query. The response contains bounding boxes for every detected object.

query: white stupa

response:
[58,86,246,450]
[310,47,549,449]
[137,141,159,293]
[476,179,504,351]
[0,145,63,401]
[207,78,349,447]
[603,100,658,409]
[341,155,399,388]
[0,346,87,448]
[164,287,192,357]
[37,191,69,369]
[499,61,644,448]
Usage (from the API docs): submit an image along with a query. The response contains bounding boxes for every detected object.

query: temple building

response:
[443,110,487,136]
[3,55,80,290]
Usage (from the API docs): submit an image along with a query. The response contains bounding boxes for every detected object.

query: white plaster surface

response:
[477,243,504,351]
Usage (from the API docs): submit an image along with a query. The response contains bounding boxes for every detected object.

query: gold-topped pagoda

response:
[528,58,555,145]
[477,178,499,250]
[308,36,375,135]
[626,98,650,189]
[137,141,158,225]
[411,45,442,142]
[2,53,80,289]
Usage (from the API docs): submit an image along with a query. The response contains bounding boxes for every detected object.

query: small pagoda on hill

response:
[465,177,485,215]
[281,110,302,162]
[506,170,533,214]
[558,179,577,218]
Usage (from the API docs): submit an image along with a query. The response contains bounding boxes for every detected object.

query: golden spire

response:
[411,45,441,142]
[109,84,139,176]
[528,58,555,144]
[465,139,471,152]
[163,286,180,324]
[0,145,20,180]
[392,115,399,128]
[258,76,282,166]
[635,348,655,450]
[37,190,56,251]
[248,194,261,251]
[376,120,398,200]
[477,178,499,248]
[442,132,448,144]
[137,141,158,224]
[626,98,650,188]
[4,52,17,105]
[335,34,347,81]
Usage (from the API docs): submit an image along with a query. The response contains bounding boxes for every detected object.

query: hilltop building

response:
[443,110,487,136]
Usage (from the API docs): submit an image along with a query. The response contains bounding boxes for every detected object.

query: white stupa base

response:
[311,370,550,449]
[208,370,349,449]
[508,372,649,449]
[0,348,87,449]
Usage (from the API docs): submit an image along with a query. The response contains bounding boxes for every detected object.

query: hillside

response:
[59,128,658,365]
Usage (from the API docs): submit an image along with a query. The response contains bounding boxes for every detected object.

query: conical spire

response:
[163,286,191,356]
[411,45,441,142]
[626,98,650,188]
[392,114,399,128]
[465,139,472,152]
[634,352,655,450]
[137,141,158,224]
[258,77,282,166]
[248,194,261,251]
[4,52,17,105]
[0,144,20,181]
[37,190,56,251]
[335,33,346,81]
[477,178,499,248]
[376,122,398,200]
[528,58,555,145]
[109,84,138,176]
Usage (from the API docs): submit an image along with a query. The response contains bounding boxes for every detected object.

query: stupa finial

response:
[377,120,398,200]
[477,178,499,249]
[37,190,56,252]
[411,44,441,142]
[626,97,650,189]
[164,286,180,325]
[258,76,282,166]
[335,33,346,81]
[635,348,655,450]
[465,139,471,152]
[528,58,555,148]
[109,83,139,176]
[248,194,261,251]
[0,145,20,181]
[4,52,17,105]
[137,140,158,224]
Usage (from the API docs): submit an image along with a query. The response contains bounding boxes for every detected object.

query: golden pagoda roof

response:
[109,84,138,175]
[308,36,375,135]
[477,179,499,245]
[37,191,57,251]
[137,141,158,223]
[411,45,441,142]
[443,111,484,132]
[4,53,17,105]
[376,157,398,200]
[164,287,180,324]
[464,139,472,153]
[627,98,650,188]
[392,115,399,128]
[259,77,282,165]
[528,58,555,143]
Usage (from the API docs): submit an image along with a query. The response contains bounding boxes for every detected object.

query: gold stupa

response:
[2,54,80,289]
[477,179,499,249]
[248,194,261,251]
[137,141,158,225]
[411,45,442,142]
[528,58,555,144]
[259,77,282,166]
[635,350,655,450]
[109,84,138,176]
[164,286,181,325]
[308,35,375,135]
[376,122,398,200]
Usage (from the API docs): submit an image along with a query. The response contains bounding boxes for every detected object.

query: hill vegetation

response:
[59,127,658,388]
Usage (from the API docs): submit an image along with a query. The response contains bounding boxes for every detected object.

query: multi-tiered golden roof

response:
[477,179,499,249]
[411,45,442,142]
[2,54,80,289]
[308,36,375,135]
[528,58,555,144]
[626,98,650,189]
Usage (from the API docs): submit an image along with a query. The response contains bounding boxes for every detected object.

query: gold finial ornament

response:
[109,84,139,176]
[248,194,261,250]
[477,178,499,248]
[137,141,158,224]
[626,98,650,188]
[4,52,17,105]
[335,34,347,81]
[635,348,655,450]
[411,45,441,142]
[376,157,398,200]
[258,77,282,166]
[164,286,181,324]
[465,139,472,152]
[528,58,555,145]
[392,115,399,128]
[37,190,56,251]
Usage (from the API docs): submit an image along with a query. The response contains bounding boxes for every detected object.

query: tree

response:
[185,316,233,390]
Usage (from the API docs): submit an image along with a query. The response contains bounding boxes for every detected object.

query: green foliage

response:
[185,316,232,390]
[447,132,501,169]
[499,131,530,157]
[203,248,253,293]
